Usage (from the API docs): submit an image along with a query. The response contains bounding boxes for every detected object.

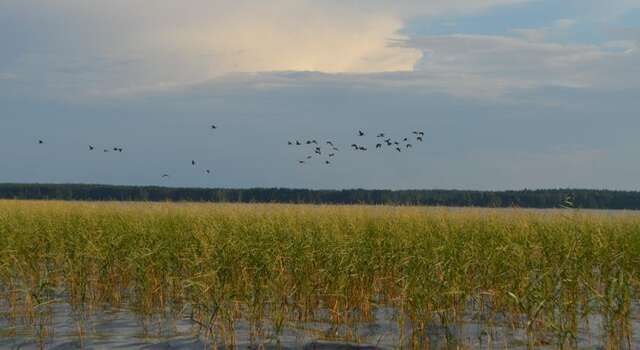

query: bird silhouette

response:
[359,146,367,151]
[403,137,408,142]
[351,144,358,149]
[103,149,109,153]
[191,160,196,166]
[288,141,293,145]
[299,160,305,164]
[38,140,43,144]
[206,169,212,174]
[326,141,334,146]
[296,140,301,146]
[325,160,330,164]
[406,144,413,148]
[377,133,385,138]
[376,143,382,149]
[89,145,94,150]
[211,125,217,129]
[306,155,313,159]
[358,130,365,136]
[418,131,425,136]
[417,136,423,142]
[312,140,318,144]
[161,174,170,178]
[332,147,339,151]
[329,153,335,157]
[396,147,402,152]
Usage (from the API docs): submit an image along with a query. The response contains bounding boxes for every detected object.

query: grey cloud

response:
[405,34,640,96]
[1,71,639,190]
[0,0,536,97]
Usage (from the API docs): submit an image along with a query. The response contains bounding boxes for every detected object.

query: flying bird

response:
[326,141,334,146]
[329,153,335,157]
[298,160,305,164]
[38,140,43,144]
[351,144,358,149]
[161,174,170,178]
[358,130,365,136]
[296,140,301,146]
[359,146,367,151]
[191,160,196,166]
[417,136,423,142]
[206,169,212,174]
[325,161,330,164]
[376,143,382,149]
[211,125,217,129]
[396,147,402,152]
[89,145,94,150]
[377,133,385,138]
[406,144,413,148]
[288,141,293,145]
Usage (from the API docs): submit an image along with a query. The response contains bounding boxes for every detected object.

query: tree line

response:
[1,183,639,209]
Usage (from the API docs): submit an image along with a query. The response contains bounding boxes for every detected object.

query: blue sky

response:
[1,0,639,190]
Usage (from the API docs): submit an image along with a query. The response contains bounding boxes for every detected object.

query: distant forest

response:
[1,183,640,209]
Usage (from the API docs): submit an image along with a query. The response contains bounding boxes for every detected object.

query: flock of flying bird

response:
[35,124,426,179]
[289,129,425,165]
[36,124,220,180]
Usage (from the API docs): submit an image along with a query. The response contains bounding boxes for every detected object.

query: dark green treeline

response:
[0,183,639,209]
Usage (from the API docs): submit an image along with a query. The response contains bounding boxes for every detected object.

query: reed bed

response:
[1,200,640,349]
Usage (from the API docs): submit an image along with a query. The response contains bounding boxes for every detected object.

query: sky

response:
[1,0,639,190]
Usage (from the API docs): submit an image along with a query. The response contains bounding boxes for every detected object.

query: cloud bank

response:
[1,0,530,95]
[3,0,638,99]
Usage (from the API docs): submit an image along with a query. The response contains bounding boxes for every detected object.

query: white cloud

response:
[513,18,577,43]
[4,0,638,99]
[1,0,529,96]
[407,33,640,96]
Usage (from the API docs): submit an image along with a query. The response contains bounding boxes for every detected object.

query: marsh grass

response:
[1,200,640,348]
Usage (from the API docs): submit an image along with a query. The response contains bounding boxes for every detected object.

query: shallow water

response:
[3,301,640,349]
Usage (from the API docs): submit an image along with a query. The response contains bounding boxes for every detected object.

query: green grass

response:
[1,200,640,348]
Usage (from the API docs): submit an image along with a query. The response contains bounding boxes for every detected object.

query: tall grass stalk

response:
[1,201,639,348]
